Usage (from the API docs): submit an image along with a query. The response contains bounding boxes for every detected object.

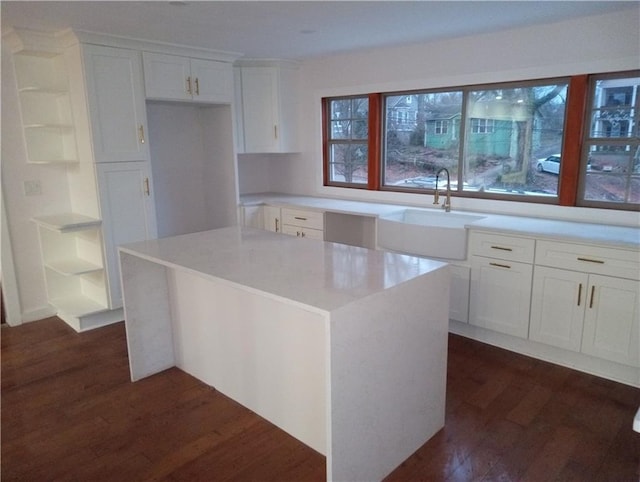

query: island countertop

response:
[119,226,447,313]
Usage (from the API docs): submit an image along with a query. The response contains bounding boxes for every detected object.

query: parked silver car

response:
[536,154,561,174]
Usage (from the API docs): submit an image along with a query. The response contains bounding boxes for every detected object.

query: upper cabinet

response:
[82,45,149,163]
[235,61,299,153]
[142,52,233,104]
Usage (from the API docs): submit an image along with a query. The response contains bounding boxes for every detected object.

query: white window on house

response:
[471,118,494,134]
[435,120,448,135]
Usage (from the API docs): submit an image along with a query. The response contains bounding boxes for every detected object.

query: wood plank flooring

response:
[2,317,638,481]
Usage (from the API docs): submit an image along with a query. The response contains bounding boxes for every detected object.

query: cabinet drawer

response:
[469,232,535,263]
[282,208,324,231]
[536,240,640,280]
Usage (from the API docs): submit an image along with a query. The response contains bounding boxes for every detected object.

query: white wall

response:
[254,8,640,226]
[1,43,73,322]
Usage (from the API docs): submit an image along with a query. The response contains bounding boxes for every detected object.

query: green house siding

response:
[425,117,514,157]
[467,120,512,157]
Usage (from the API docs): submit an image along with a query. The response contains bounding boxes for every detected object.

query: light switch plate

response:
[24,180,42,196]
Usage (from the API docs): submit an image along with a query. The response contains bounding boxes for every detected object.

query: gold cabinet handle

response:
[186,76,192,95]
[489,262,511,269]
[138,125,145,144]
[274,125,278,139]
[577,257,605,264]
[589,285,595,309]
[275,218,279,233]
[301,231,306,238]
[143,177,150,196]
[296,231,301,237]
[491,245,513,252]
[577,283,583,306]
[294,216,307,221]
[195,77,200,96]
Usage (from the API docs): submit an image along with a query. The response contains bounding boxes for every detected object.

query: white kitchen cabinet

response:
[242,205,264,229]
[82,45,149,162]
[263,206,282,233]
[281,208,323,240]
[96,161,158,309]
[529,266,589,351]
[450,264,471,323]
[469,232,535,338]
[533,240,640,366]
[581,274,639,366]
[236,62,299,153]
[142,52,233,104]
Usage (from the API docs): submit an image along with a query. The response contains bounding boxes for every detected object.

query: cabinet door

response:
[97,161,157,308]
[263,206,281,233]
[242,206,263,229]
[469,255,533,338]
[450,264,471,323]
[83,45,149,162]
[191,59,233,104]
[581,275,639,367]
[240,67,279,152]
[142,52,191,101]
[529,266,588,351]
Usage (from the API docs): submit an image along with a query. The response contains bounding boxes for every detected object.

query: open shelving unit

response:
[32,214,112,331]
[13,50,79,164]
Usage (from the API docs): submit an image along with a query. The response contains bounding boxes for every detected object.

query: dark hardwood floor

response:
[2,317,638,481]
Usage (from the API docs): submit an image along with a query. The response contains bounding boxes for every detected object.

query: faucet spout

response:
[434,168,452,212]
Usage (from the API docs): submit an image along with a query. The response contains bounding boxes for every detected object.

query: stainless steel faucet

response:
[433,168,452,212]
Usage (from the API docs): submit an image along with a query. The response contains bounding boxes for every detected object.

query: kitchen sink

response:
[377,208,485,260]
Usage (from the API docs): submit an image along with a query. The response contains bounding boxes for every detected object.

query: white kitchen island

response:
[119,226,449,481]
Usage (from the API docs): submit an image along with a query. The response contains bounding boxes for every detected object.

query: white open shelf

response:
[50,295,110,318]
[32,213,101,232]
[45,258,103,276]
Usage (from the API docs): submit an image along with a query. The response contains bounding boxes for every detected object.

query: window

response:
[579,71,640,207]
[322,71,639,211]
[470,118,494,134]
[325,96,369,186]
[435,120,448,135]
[463,82,568,198]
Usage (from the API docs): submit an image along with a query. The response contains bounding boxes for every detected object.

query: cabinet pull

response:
[301,231,306,238]
[296,231,301,237]
[489,262,511,269]
[294,216,307,221]
[274,125,278,139]
[589,285,595,309]
[577,283,582,306]
[138,125,146,144]
[195,77,200,96]
[577,257,605,264]
[186,76,192,95]
[143,177,150,196]
[490,245,513,252]
[275,218,279,233]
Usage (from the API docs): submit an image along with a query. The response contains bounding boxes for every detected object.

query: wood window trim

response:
[368,93,382,190]
[559,74,588,206]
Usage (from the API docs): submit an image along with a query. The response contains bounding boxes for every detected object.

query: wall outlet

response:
[24,180,42,196]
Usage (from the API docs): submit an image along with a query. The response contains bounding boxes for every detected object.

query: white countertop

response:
[240,193,640,249]
[119,226,447,313]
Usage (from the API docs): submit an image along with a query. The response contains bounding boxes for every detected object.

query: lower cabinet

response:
[529,266,587,351]
[582,274,639,366]
[281,208,324,240]
[242,205,264,229]
[97,161,158,308]
[469,255,533,338]
[263,206,282,233]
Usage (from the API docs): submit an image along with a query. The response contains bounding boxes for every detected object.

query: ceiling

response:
[2,1,638,60]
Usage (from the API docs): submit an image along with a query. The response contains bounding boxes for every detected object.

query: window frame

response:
[577,70,640,210]
[321,71,639,212]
